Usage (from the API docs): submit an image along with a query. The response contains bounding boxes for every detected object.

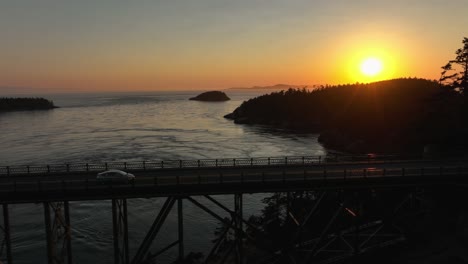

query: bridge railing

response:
[0,154,422,176]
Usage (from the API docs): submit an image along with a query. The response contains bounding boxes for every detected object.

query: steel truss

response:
[188,194,254,264]
[0,204,12,264]
[114,190,427,264]
[112,199,129,264]
[130,196,186,264]
[264,189,428,264]
[0,187,430,264]
[43,201,72,264]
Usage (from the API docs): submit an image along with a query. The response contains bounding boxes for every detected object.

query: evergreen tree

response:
[440,37,468,95]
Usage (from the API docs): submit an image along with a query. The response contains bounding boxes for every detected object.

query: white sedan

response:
[96,169,135,184]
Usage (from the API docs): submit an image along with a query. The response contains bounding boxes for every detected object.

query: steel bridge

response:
[0,154,467,264]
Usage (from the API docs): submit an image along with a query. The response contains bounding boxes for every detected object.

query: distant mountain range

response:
[226,84,313,90]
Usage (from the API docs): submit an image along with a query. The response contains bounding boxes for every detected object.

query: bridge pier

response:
[43,201,72,264]
[112,199,129,264]
[1,204,13,264]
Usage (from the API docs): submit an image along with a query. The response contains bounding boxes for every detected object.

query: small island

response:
[189,91,230,102]
[0,97,58,112]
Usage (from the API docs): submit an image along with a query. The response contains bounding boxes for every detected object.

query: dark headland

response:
[225,78,466,154]
[189,91,230,101]
[0,97,58,112]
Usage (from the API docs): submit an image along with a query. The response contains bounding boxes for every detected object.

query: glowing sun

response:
[360,58,383,76]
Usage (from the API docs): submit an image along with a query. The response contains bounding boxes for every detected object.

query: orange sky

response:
[1,1,467,93]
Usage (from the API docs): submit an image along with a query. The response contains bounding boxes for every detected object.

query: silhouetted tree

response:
[440,37,468,95]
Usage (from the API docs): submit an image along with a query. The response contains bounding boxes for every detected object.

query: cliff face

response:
[190,91,230,101]
[0,97,58,112]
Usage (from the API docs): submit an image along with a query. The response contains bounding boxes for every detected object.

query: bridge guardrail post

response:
[6,166,9,177]
[124,162,127,170]
[143,161,146,171]
[268,157,270,166]
[86,163,89,172]
[285,157,288,166]
[66,164,70,173]
[27,165,30,174]
[319,156,321,164]
[161,161,164,169]
[216,159,218,167]
[179,160,182,168]
[302,156,305,165]
[47,165,50,174]
[198,160,200,168]
[250,158,253,166]
[105,163,108,171]
[233,159,236,167]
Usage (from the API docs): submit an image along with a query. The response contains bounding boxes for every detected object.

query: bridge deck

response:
[1,157,467,203]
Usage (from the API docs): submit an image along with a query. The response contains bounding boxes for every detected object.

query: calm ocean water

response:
[0,90,326,263]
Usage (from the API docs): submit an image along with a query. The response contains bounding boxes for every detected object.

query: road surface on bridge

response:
[0,158,467,203]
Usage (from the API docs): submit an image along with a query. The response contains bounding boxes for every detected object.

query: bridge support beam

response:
[234,194,243,264]
[131,197,176,264]
[1,204,13,264]
[112,199,129,264]
[178,198,184,262]
[43,201,72,264]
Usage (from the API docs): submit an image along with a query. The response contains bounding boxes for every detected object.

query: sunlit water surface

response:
[0,90,326,263]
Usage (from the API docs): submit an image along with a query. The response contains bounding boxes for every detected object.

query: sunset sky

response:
[1,0,467,93]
